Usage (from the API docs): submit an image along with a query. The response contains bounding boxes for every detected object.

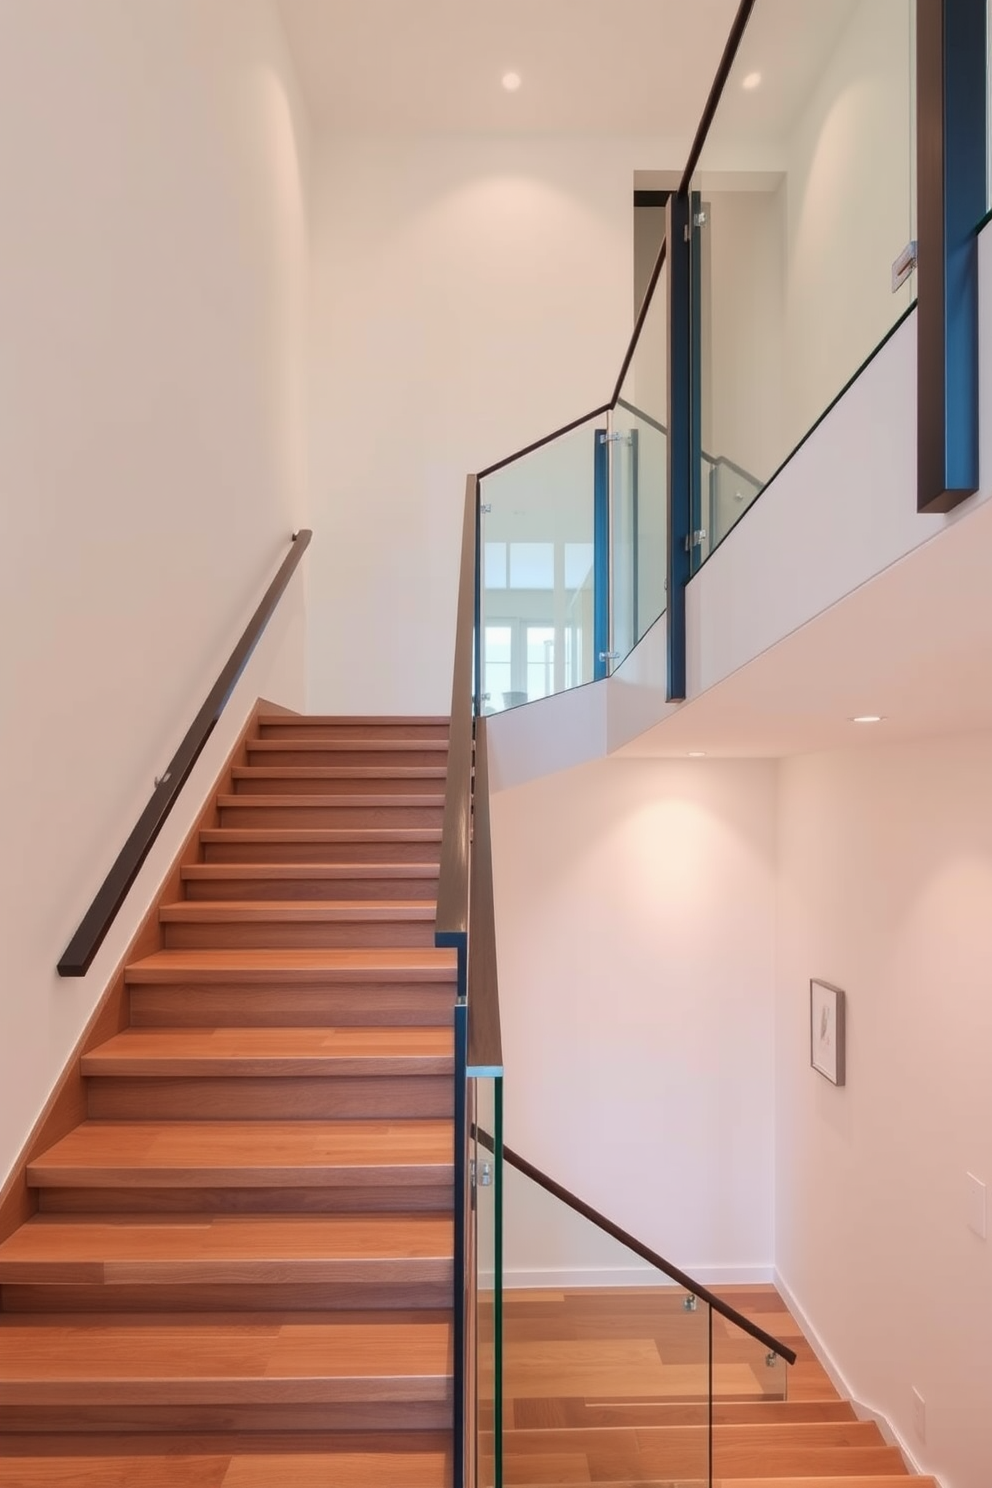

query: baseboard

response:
[503,1263,775,1289]
[775,1268,938,1484]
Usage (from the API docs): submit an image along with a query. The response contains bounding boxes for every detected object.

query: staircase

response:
[0,713,942,1488]
[0,713,457,1487]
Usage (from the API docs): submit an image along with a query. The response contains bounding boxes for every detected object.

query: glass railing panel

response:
[613,253,669,663]
[480,415,602,713]
[501,1159,711,1485]
[473,1075,502,1488]
[690,0,917,569]
[711,1308,789,1410]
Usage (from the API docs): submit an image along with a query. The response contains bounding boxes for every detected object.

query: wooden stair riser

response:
[247,742,450,767]
[258,718,449,741]
[232,769,447,797]
[37,1186,455,1216]
[182,869,440,902]
[0,1402,454,1436]
[127,983,456,1029]
[86,1076,453,1121]
[161,919,437,951]
[217,800,444,830]
[2,1280,454,1314]
[200,833,443,865]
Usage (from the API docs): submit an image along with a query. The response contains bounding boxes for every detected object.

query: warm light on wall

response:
[742,71,762,91]
[502,72,522,93]
[851,715,884,724]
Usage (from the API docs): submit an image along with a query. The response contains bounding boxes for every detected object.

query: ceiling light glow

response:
[502,71,522,93]
[742,71,762,91]
[851,715,884,724]
[688,751,707,758]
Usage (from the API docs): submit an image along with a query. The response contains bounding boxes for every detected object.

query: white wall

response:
[0,0,310,1183]
[307,135,678,714]
[776,737,992,1488]
[491,756,778,1278]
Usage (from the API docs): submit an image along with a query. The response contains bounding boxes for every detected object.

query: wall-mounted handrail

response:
[57,530,313,978]
[490,1137,796,1366]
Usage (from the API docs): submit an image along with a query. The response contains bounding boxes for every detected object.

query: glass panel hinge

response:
[480,502,492,514]
[599,650,620,662]
[892,240,917,292]
[694,210,707,227]
[599,431,631,445]
[471,1160,493,1191]
[685,529,707,551]
[683,1294,698,1312]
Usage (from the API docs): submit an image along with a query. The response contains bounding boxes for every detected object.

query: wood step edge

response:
[124,948,459,984]
[249,737,451,749]
[216,795,446,807]
[232,767,448,778]
[258,715,450,725]
[199,828,443,841]
[182,864,440,879]
[159,901,437,921]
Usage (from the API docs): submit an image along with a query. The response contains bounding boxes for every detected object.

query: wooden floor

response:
[482,1284,934,1487]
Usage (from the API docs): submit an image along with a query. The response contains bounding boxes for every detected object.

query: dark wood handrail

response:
[435,476,477,961]
[611,237,668,407]
[57,530,313,977]
[477,405,611,481]
[490,1137,796,1366]
[467,717,502,1072]
[679,0,757,194]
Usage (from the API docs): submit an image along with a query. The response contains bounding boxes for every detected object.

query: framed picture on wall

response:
[810,980,846,1086]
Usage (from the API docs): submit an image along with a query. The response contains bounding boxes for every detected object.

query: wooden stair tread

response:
[249,737,450,752]
[0,1214,453,1277]
[27,1121,453,1187]
[200,829,443,842]
[511,1399,858,1428]
[160,901,437,923]
[232,767,447,780]
[502,1421,885,1451]
[126,948,458,982]
[216,794,445,808]
[81,1027,453,1076]
[510,1482,928,1488]
[0,1433,452,1487]
[259,716,449,727]
[182,864,440,881]
[0,1312,452,1399]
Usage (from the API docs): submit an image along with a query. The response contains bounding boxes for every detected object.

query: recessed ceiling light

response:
[502,71,522,93]
[851,715,884,724]
[742,71,762,91]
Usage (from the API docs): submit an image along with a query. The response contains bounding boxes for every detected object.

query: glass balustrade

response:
[479,415,603,713]
[689,0,917,568]
[498,1157,711,1484]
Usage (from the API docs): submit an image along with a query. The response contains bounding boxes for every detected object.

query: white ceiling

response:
[276,0,739,136]
[619,493,992,759]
